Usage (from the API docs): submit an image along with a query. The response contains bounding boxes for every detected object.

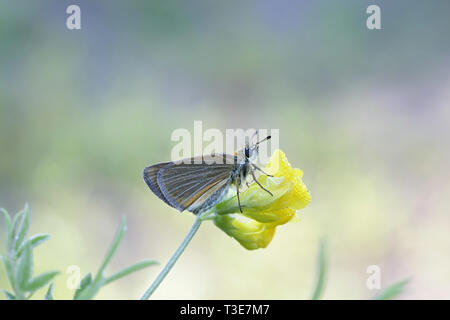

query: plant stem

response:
[311,237,327,300]
[140,214,203,300]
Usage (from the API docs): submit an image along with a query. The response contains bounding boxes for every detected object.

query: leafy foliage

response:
[1,205,57,300]
[374,278,411,300]
[1,204,411,300]
[73,216,158,300]
[1,205,158,300]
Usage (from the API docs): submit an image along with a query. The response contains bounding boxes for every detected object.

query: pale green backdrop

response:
[1,1,449,299]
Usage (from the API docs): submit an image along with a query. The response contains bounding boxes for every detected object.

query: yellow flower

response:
[211,149,311,250]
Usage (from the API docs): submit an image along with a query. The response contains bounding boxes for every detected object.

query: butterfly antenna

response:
[251,130,259,144]
[255,135,271,145]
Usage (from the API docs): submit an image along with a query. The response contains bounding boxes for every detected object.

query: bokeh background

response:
[1,0,450,299]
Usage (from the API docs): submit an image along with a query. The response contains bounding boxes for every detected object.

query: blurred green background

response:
[1,0,450,299]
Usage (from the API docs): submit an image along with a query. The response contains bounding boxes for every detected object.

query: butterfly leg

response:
[236,179,243,213]
[251,167,273,196]
[252,164,273,177]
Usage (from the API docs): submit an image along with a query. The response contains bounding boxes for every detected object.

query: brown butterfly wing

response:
[156,155,236,213]
[143,162,175,208]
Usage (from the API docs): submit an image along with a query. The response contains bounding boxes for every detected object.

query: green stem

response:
[140,214,203,300]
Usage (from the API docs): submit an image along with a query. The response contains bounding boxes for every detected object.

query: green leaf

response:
[12,204,30,251]
[12,205,26,227]
[45,283,54,300]
[3,258,15,288]
[374,278,411,300]
[15,241,33,291]
[73,273,92,300]
[96,216,126,280]
[2,289,16,300]
[16,234,51,257]
[1,208,12,250]
[10,209,25,251]
[311,237,327,300]
[28,233,51,248]
[104,260,159,286]
[25,271,59,292]
[15,205,30,251]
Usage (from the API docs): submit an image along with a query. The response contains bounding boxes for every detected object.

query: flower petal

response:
[213,214,276,250]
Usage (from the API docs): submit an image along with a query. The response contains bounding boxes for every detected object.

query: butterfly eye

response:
[245,147,250,158]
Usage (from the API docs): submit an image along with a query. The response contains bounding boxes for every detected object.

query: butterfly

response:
[143,133,273,215]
